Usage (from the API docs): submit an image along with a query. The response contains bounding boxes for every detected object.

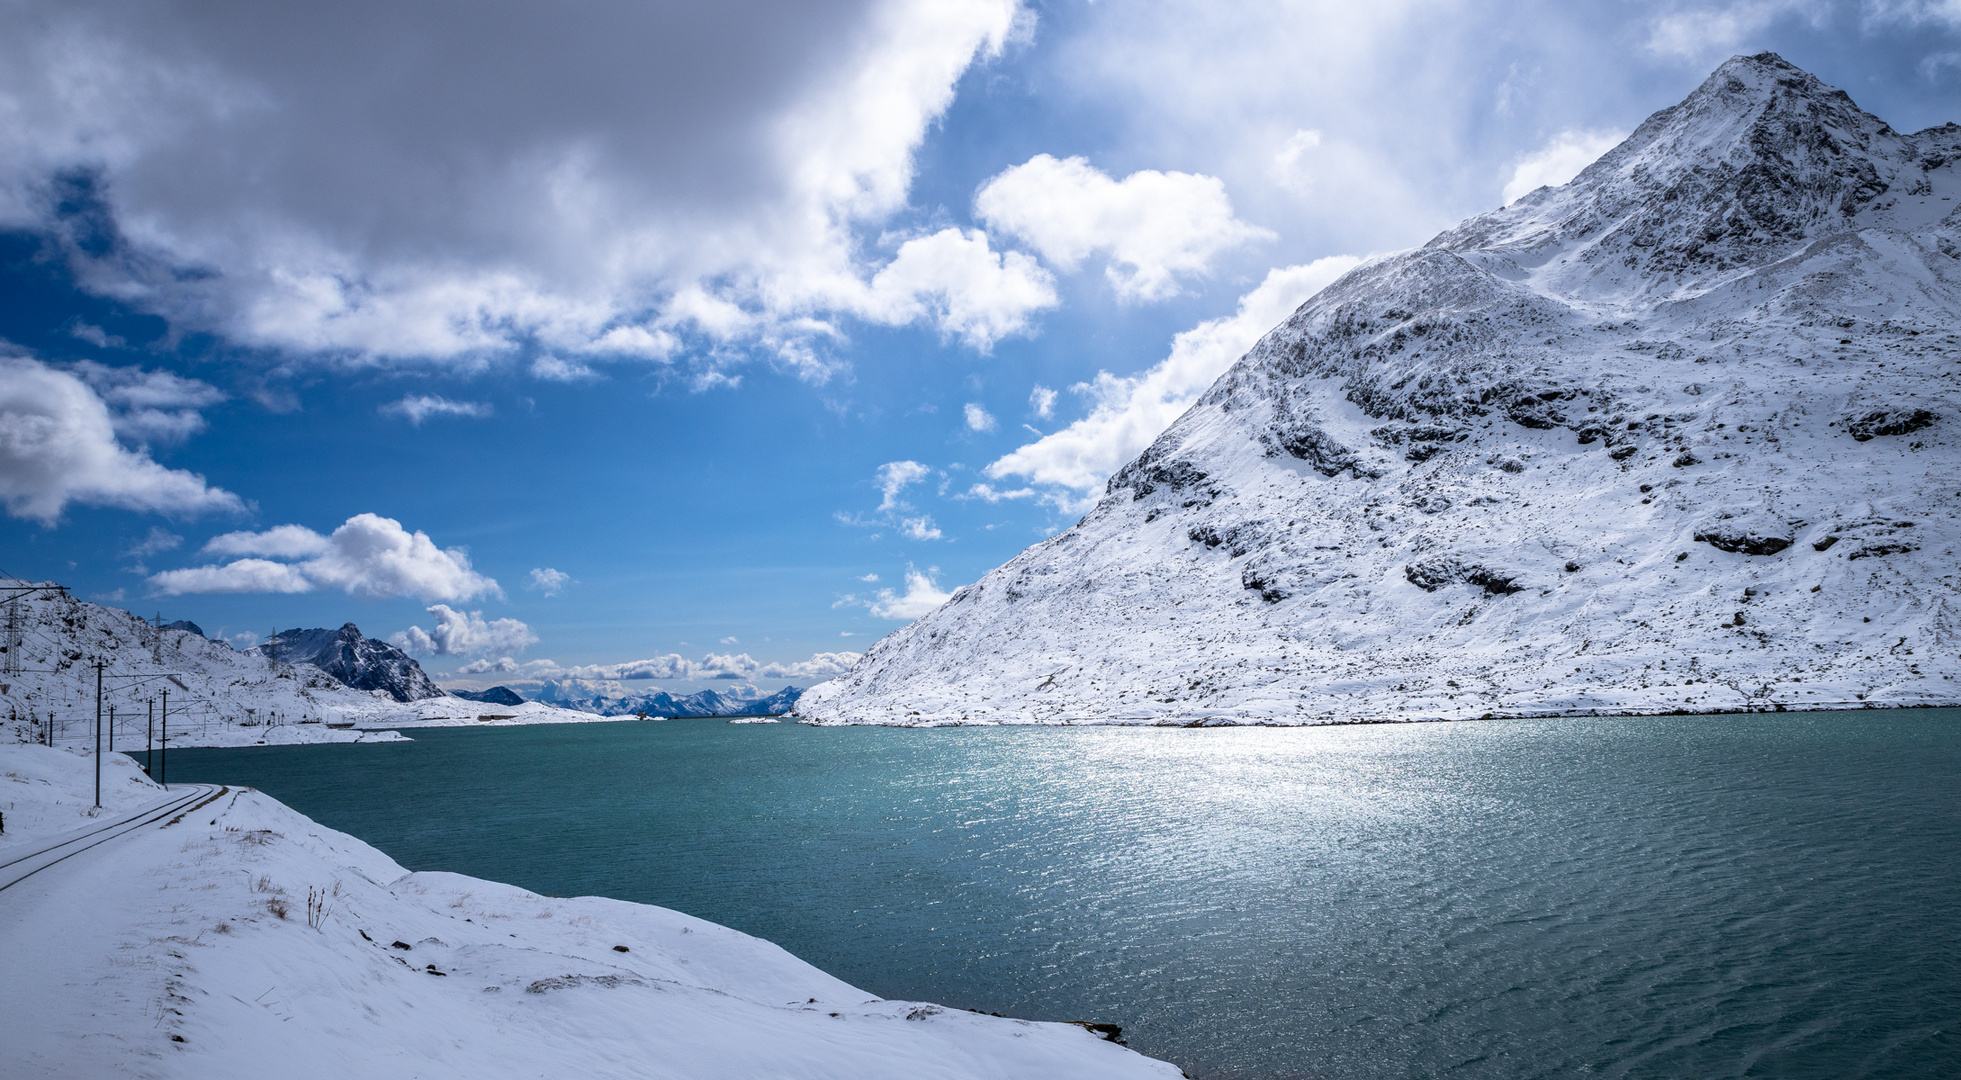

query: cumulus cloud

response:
[392,604,538,658]
[381,395,494,424]
[0,355,242,523]
[964,402,997,432]
[153,513,499,600]
[0,0,1028,374]
[1502,130,1627,204]
[858,228,1057,349]
[898,516,942,541]
[975,154,1271,301]
[866,566,954,620]
[528,567,571,596]
[986,254,1361,505]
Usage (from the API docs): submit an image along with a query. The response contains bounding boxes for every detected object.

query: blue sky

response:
[2,0,1958,693]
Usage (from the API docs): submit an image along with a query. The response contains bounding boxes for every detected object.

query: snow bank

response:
[0,743,1181,1079]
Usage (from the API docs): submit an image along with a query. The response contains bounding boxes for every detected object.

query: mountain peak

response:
[1431,55,1930,303]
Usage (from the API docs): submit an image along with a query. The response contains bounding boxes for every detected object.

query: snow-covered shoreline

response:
[798,699,1948,727]
[0,740,1182,1078]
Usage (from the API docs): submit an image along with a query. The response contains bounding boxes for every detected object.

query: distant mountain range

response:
[526,679,802,717]
[258,624,444,703]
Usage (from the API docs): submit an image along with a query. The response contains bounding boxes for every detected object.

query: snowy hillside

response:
[0,582,425,747]
[259,623,444,702]
[0,743,1180,1079]
[799,54,1961,726]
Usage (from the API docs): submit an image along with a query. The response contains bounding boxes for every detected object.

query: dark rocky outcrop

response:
[259,623,444,702]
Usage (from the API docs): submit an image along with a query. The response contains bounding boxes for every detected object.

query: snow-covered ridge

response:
[798,54,1961,726]
[0,583,620,747]
[0,743,1179,1078]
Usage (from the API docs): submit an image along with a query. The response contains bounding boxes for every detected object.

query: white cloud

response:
[986,254,1360,503]
[150,558,312,594]
[392,604,538,658]
[1502,130,1627,204]
[1872,0,1961,28]
[876,460,932,511]
[202,523,333,558]
[719,636,739,645]
[380,394,494,425]
[0,355,242,523]
[68,361,226,444]
[154,513,499,601]
[868,566,954,620]
[1922,50,1961,78]
[456,657,520,675]
[1271,129,1324,193]
[964,402,997,432]
[858,572,879,582]
[1645,1,1826,58]
[975,154,1272,301]
[1029,384,1056,419]
[528,567,571,596]
[70,323,125,349]
[899,516,942,541]
[858,228,1057,349]
[0,0,1029,373]
[963,482,1036,503]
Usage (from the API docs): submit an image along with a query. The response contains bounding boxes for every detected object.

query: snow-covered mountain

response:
[532,680,804,717]
[0,582,423,747]
[798,54,1961,726]
[450,685,526,706]
[258,624,444,702]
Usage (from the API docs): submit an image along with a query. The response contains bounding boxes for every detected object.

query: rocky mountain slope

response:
[798,54,1961,726]
[259,624,443,703]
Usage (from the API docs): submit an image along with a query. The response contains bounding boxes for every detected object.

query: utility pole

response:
[159,688,168,791]
[94,658,104,809]
[147,697,154,778]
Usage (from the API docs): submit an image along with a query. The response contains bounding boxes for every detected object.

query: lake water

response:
[159,711,1960,1079]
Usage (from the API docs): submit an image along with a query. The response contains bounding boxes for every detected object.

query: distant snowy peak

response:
[529,679,804,717]
[260,623,443,703]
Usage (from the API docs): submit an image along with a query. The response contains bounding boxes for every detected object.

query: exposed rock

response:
[1404,558,1523,595]
[1845,408,1936,441]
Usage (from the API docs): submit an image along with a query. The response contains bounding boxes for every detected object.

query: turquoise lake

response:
[158,710,1960,1079]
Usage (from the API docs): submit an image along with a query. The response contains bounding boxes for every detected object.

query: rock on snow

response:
[799,54,1961,726]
